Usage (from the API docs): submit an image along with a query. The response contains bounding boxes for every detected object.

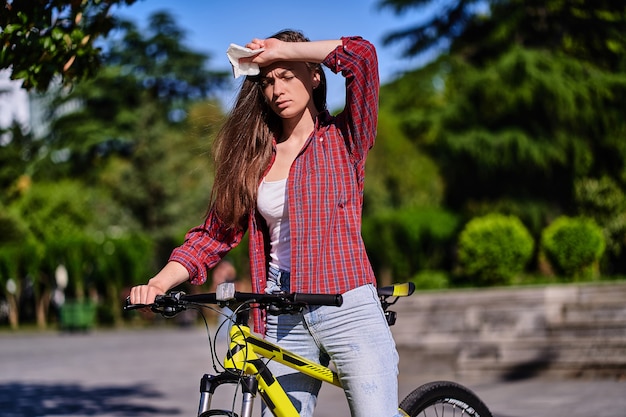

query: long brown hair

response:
[210,29,328,229]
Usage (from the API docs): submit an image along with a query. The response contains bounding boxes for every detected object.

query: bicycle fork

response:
[198,372,258,417]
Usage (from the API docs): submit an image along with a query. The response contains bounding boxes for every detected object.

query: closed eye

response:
[260,70,296,89]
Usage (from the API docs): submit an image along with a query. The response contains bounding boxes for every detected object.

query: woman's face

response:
[259,61,320,120]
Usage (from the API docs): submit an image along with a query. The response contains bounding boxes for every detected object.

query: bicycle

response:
[125,282,493,417]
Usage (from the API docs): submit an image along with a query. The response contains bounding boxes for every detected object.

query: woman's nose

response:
[273,79,286,96]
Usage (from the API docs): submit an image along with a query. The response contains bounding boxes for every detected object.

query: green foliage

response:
[541,216,606,280]
[0,10,232,328]
[5,1,626,328]
[575,176,626,259]
[11,179,137,239]
[439,48,625,205]
[43,13,225,245]
[0,124,41,196]
[0,0,137,91]
[0,207,42,293]
[410,269,450,290]
[382,46,626,260]
[455,0,626,71]
[1,178,158,326]
[5,179,145,292]
[457,213,534,286]
[379,0,481,58]
[105,12,229,103]
[91,233,155,285]
[464,198,559,238]
[363,207,460,281]
[379,1,626,272]
[365,108,444,213]
[0,205,25,245]
[380,1,626,71]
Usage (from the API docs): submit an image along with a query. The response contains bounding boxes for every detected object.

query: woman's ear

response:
[312,70,321,89]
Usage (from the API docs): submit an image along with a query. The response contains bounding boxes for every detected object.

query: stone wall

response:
[390,282,626,379]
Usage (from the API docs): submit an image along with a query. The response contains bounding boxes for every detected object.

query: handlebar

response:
[124,282,415,322]
[182,291,344,307]
[124,288,343,317]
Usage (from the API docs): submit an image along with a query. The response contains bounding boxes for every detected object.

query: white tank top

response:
[257,177,291,271]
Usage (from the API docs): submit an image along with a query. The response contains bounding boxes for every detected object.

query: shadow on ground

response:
[500,349,559,382]
[0,382,180,417]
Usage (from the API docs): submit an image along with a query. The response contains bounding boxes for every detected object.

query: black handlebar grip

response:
[182,293,219,304]
[293,293,343,307]
[123,296,148,311]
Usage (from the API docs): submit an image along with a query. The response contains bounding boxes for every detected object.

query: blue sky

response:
[115,0,435,110]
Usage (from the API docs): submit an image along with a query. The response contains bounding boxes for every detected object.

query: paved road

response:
[1,326,625,417]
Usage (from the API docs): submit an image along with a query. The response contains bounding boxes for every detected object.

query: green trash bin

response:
[60,301,97,331]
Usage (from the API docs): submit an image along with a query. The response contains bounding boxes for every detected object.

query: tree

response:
[2,179,142,328]
[0,205,36,329]
[105,12,229,105]
[47,12,227,236]
[379,0,626,71]
[1,0,138,91]
[362,107,454,284]
[364,108,444,214]
[378,0,479,58]
[0,10,228,328]
[0,122,41,196]
[378,0,626,273]
[423,48,625,212]
[575,176,626,271]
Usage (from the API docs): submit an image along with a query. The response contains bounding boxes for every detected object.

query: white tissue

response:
[226,43,265,78]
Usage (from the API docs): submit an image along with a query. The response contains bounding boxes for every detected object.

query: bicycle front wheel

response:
[199,411,237,417]
[399,380,492,417]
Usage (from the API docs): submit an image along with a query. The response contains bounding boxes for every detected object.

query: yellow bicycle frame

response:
[212,282,415,416]
[223,321,342,417]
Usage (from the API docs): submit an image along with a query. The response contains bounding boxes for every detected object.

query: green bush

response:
[457,213,534,286]
[363,207,460,282]
[541,216,606,280]
[410,270,450,290]
[575,176,626,259]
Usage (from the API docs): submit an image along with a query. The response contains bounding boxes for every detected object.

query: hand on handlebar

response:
[128,261,191,306]
[129,283,167,306]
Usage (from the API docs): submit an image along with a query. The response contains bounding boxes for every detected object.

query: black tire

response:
[199,410,238,417]
[399,381,493,417]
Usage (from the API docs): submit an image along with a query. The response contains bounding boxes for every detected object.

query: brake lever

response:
[153,292,187,318]
[265,292,305,316]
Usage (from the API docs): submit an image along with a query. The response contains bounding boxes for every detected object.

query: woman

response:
[130,30,401,417]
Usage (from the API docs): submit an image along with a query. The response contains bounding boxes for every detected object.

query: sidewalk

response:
[1,327,624,416]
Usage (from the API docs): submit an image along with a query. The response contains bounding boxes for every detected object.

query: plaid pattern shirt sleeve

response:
[169,210,244,285]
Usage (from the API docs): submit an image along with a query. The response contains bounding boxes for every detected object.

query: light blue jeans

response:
[262,267,402,417]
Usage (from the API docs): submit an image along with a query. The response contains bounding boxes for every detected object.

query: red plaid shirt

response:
[170,36,379,332]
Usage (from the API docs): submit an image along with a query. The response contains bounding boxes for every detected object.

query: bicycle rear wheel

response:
[399,380,492,417]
